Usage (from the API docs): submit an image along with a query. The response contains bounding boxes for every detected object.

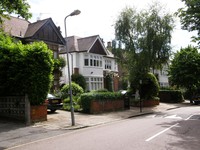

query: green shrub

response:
[140,72,159,100]
[80,92,123,113]
[92,89,109,93]
[71,73,86,91]
[63,96,81,112]
[60,82,84,99]
[0,32,53,105]
[159,90,184,103]
[61,82,83,111]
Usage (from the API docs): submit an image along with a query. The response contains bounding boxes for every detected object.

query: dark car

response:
[46,94,63,112]
[190,95,200,105]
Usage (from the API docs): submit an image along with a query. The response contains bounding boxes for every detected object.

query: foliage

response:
[63,96,81,112]
[61,82,83,111]
[71,73,86,91]
[176,0,200,45]
[114,2,174,86]
[53,57,66,71]
[168,46,200,98]
[60,82,84,99]
[0,0,32,23]
[140,72,159,100]
[80,92,123,113]
[92,89,109,93]
[104,74,113,92]
[0,32,54,105]
[159,90,184,103]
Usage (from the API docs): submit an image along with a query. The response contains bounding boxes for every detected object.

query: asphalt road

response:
[5,106,200,150]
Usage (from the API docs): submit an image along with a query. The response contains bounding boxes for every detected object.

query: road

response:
[6,106,200,150]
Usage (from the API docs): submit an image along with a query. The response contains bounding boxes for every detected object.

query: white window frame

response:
[84,54,103,68]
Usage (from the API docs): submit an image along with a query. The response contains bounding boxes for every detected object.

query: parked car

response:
[190,95,200,105]
[46,94,63,112]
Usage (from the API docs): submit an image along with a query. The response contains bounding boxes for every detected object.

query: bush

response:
[63,96,81,112]
[140,72,159,100]
[91,89,109,93]
[80,92,123,113]
[61,82,83,111]
[60,82,84,99]
[0,33,53,105]
[71,73,86,91]
[159,90,184,103]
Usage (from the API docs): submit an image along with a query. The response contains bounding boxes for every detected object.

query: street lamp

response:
[64,9,81,126]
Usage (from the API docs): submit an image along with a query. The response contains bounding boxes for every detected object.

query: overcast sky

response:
[28,0,197,52]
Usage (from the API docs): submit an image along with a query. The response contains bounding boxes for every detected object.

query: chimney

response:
[107,41,112,48]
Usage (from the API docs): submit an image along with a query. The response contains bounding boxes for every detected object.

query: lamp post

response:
[64,9,81,126]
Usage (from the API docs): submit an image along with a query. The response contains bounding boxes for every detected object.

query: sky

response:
[28,0,197,52]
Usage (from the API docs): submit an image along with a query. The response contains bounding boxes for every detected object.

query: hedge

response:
[80,92,122,113]
[0,32,53,105]
[159,90,184,103]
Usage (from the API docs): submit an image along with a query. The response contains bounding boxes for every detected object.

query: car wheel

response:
[50,109,56,113]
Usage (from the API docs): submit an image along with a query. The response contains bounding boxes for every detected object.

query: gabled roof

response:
[62,35,110,56]
[24,18,49,38]
[1,16,29,38]
[1,16,65,45]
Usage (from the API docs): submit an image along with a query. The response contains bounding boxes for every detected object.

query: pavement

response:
[0,101,192,149]
[33,101,191,130]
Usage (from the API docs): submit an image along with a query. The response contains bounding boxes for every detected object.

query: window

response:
[84,55,89,66]
[105,59,112,70]
[85,77,103,91]
[84,54,103,68]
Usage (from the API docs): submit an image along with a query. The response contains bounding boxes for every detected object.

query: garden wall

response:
[90,99,124,114]
[0,95,47,124]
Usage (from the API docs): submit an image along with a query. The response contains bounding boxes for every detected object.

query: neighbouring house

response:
[153,64,169,88]
[1,16,65,91]
[60,35,119,91]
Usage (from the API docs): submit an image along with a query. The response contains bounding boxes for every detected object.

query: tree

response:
[176,0,200,45]
[168,46,200,98]
[114,2,174,88]
[0,0,32,23]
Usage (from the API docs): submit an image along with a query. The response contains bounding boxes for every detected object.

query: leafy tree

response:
[168,46,200,98]
[176,0,200,45]
[0,0,32,23]
[114,2,174,90]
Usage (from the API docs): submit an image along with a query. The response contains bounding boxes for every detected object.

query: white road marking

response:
[145,123,179,142]
[165,115,182,119]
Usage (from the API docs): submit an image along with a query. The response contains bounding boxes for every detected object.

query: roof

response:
[60,35,110,56]
[1,16,29,38]
[24,18,49,38]
[77,35,99,52]
[1,16,65,45]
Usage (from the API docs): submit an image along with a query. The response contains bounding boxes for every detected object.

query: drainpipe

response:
[69,53,73,74]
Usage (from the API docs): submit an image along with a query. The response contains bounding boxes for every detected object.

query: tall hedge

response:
[0,32,53,105]
[140,72,159,100]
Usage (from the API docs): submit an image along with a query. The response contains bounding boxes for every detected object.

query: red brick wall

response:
[31,105,47,123]
[90,100,124,114]
[113,76,119,92]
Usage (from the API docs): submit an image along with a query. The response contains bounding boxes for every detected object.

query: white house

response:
[153,64,169,88]
[60,35,119,91]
